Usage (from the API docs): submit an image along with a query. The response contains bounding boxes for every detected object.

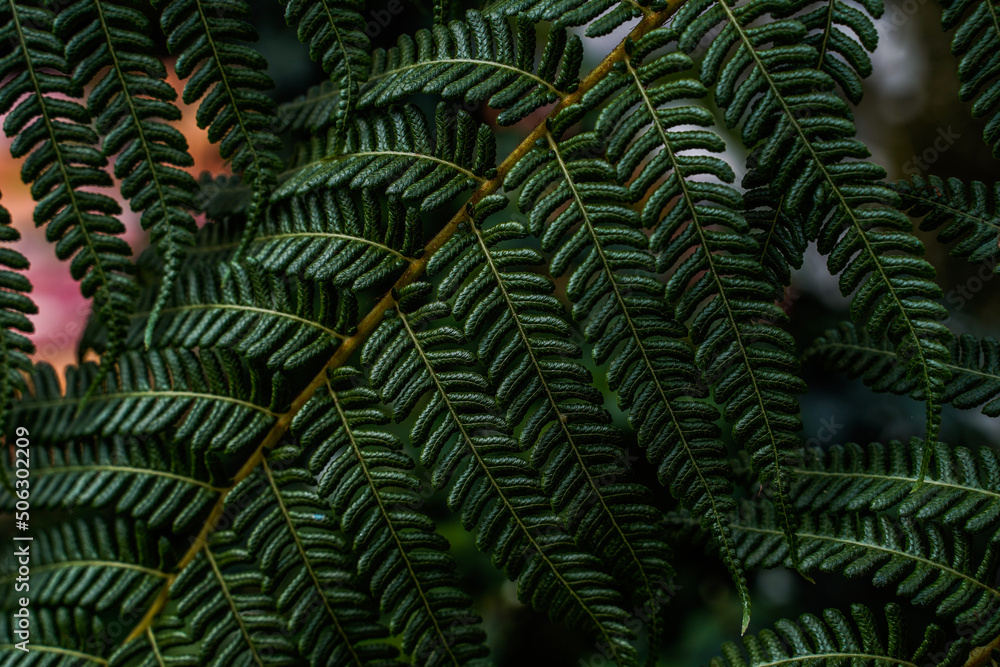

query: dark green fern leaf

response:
[361,10,582,126]
[428,194,675,654]
[279,80,343,136]
[134,261,356,374]
[0,197,36,430]
[710,602,968,667]
[55,0,201,349]
[0,0,137,384]
[806,321,1000,416]
[505,122,752,631]
[0,517,170,663]
[484,0,641,34]
[671,0,952,477]
[940,0,1000,156]
[683,499,1000,644]
[362,283,640,665]
[278,103,496,213]
[283,0,370,147]
[583,31,807,583]
[793,439,1000,535]
[293,366,491,666]
[772,0,883,104]
[157,0,284,257]
[260,190,422,291]
[744,187,806,291]
[892,174,1000,266]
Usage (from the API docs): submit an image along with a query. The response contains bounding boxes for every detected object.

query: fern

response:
[670,0,953,479]
[55,0,201,349]
[711,602,968,667]
[807,321,1000,416]
[0,0,137,380]
[940,0,1000,156]
[157,0,284,257]
[892,174,1000,266]
[1,0,996,663]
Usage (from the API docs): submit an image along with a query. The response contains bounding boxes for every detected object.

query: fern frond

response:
[161,459,402,666]
[0,0,137,379]
[134,262,356,374]
[279,80,342,136]
[672,0,953,477]
[428,195,675,653]
[710,602,968,667]
[0,433,223,534]
[0,197,36,427]
[14,350,280,461]
[585,31,807,579]
[892,175,1000,266]
[362,283,640,665]
[772,0,883,104]
[278,103,496,214]
[293,366,491,665]
[283,0,370,146]
[693,500,1000,644]
[940,0,1000,156]
[361,10,582,126]
[744,187,805,290]
[793,439,1000,535]
[505,124,752,631]
[55,0,200,349]
[0,517,169,658]
[256,190,420,293]
[807,321,1000,416]
[157,0,284,256]
[484,0,646,35]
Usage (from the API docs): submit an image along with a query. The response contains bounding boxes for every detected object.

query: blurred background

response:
[1,0,997,663]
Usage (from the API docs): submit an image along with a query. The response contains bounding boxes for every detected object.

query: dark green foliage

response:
[893,174,1000,266]
[429,195,674,647]
[294,367,490,665]
[0,0,137,378]
[362,11,583,126]
[279,103,496,212]
[0,0,996,664]
[283,0,370,146]
[711,602,968,667]
[940,0,1000,156]
[157,0,284,256]
[794,439,1000,534]
[670,0,952,476]
[362,284,640,664]
[55,0,201,348]
[0,199,36,428]
[807,321,1000,416]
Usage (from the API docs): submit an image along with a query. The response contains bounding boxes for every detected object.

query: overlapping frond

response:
[793,439,1000,535]
[13,350,280,462]
[278,103,496,213]
[584,30,807,576]
[361,284,640,665]
[504,123,751,629]
[0,0,137,375]
[693,500,1000,644]
[279,80,342,136]
[484,0,645,35]
[892,175,1000,266]
[807,321,1000,416]
[0,517,169,663]
[259,189,421,291]
[0,198,36,426]
[157,0,284,255]
[55,0,200,348]
[283,0,370,145]
[428,195,674,650]
[940,0,1000,156]
[134,261,355,374]
[293,366,490,666]
[670,0,952,477]
[361,10,583,126]
[710,602,968,667]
